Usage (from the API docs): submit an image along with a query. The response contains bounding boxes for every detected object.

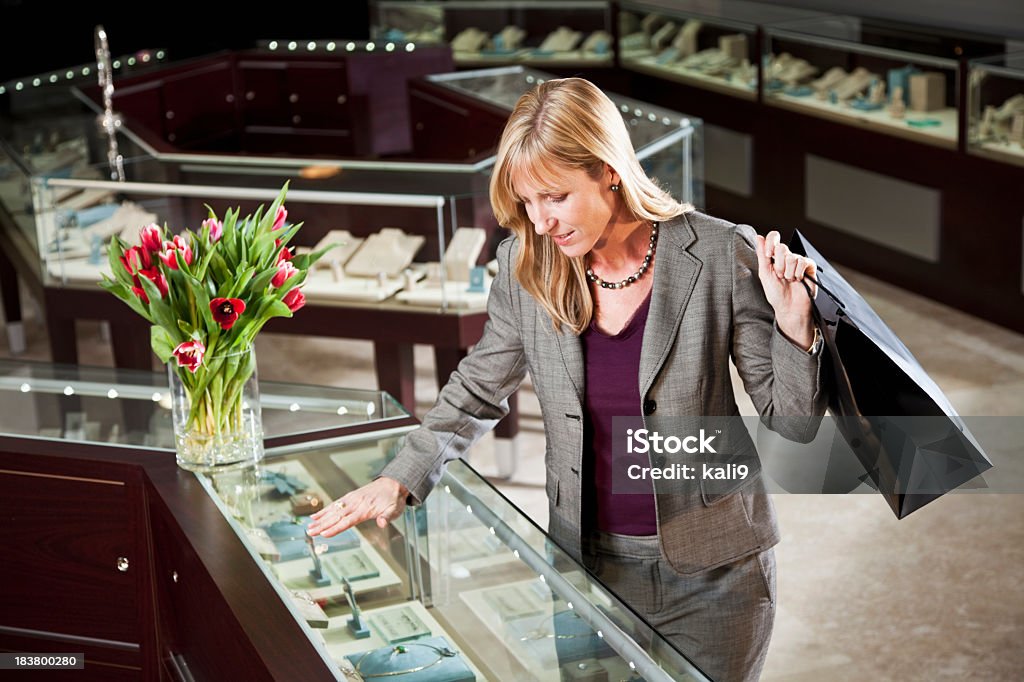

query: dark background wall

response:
[3,0,1021,86]
[0,0,371,83]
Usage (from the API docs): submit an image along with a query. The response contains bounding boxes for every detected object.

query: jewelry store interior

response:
[0,1,1022,680]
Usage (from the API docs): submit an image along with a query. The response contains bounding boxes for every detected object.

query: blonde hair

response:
[489,77,691,334]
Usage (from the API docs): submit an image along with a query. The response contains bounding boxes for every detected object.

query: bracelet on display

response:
[354,642,458,678]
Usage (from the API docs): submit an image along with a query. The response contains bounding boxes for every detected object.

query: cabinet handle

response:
[116,557,129,572]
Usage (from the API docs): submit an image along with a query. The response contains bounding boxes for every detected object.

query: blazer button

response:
[643,399,657,415]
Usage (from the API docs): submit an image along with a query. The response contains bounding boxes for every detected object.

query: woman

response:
[308,78,826,681]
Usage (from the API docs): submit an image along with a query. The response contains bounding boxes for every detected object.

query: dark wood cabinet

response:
[0,435,344,680]
[0,440,159,679]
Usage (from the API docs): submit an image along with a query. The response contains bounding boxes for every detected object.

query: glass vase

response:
[168,344,264,472]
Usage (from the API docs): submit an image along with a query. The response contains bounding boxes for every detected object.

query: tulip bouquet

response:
[101,183,329,467]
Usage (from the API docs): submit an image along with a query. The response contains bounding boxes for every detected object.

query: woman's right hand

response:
[306,476,409,538]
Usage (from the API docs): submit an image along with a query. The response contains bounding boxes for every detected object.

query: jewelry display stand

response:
[396,227,490,308]
[300,228,427,303]
[312,230,365,271]
[345,228,425,278]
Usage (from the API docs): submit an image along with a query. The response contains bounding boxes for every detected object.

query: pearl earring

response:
[610,184,620,192]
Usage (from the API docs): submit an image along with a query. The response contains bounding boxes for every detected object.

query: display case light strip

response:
[442,475,685,682]
[42,178,445,209]
[0,376,372,415]
[261,39,415,53]
[0,376,164,401]
[0,49,167,93]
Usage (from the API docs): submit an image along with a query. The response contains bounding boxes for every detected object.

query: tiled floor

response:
[2,262,1021,680]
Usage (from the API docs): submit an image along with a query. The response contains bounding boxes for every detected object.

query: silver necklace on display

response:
[585,222,658,290]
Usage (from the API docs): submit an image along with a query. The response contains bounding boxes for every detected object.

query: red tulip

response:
[282,288,306,312]
[142,268,169,298]
[277,246,293,263]
[203,218,223,242]
[210,297,246,330]
[271,260,298,288]
[120,245,150,274]
[139,223,163,252]
[272,205,288,231]
[131,285,149,304]
[159,235,194,270]
[172,340,205,373]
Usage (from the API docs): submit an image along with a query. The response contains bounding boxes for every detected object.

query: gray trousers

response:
[582,531,776,682]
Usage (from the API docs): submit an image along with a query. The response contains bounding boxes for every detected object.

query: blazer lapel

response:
[553,314,585,407]
[640,215,701,396]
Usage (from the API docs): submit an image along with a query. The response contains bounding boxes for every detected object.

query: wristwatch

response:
[806,327,823,355]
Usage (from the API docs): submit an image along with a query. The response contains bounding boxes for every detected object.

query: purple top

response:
[581,291,658,536]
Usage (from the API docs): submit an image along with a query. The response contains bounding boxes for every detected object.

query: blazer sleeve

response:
[730,224,827,443]
[377,237,528,504]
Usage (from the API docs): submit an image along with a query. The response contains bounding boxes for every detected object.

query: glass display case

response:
[763,16,1003,149]
[199,436,709,681]
[29,155,495,312]
[424,66,704,206]
[618,0,823,100]
[370,1,615,68]
[0,359,413,448]
[0,49,168,260]
[967,52,1024,167]
[0,45,496,314]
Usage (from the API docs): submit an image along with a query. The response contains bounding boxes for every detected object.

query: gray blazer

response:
[380,211,827,575]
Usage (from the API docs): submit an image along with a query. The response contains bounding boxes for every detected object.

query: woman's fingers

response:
[307,479,406,537]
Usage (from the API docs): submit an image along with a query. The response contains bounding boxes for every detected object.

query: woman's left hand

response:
[755,230,817,348]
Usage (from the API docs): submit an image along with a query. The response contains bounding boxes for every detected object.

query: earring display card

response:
[323,548,382,582]
[369,607,432,644]
[481,584,547,622]
[345,228,426,278]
